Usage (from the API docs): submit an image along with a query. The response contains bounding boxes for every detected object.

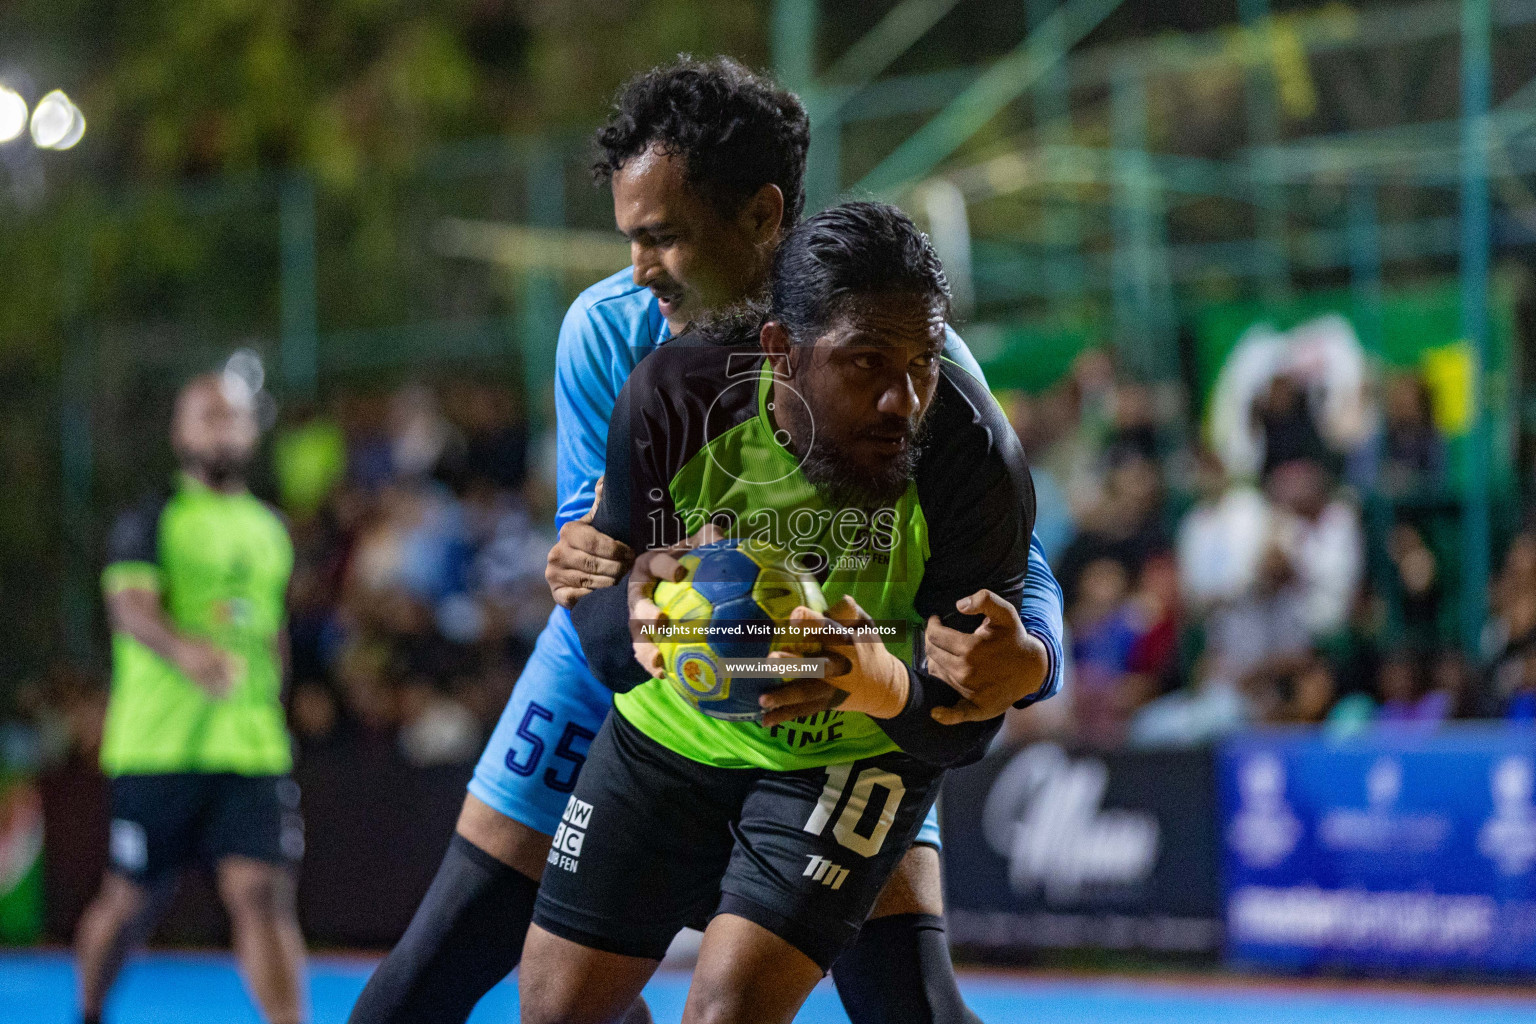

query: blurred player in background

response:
[348,57,1062,1024]
[75,375,307,1024]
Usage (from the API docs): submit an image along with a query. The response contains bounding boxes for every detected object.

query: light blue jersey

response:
[470,267,1065,838]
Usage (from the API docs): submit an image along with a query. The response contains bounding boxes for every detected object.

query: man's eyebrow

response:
[619,221,673,240]
[826,330,885,348]
[829,329,944,352]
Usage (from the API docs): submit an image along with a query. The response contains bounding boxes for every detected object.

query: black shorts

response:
[531,712,941,972]
[108,773,304,885]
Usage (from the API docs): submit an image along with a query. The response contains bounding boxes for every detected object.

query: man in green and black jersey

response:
[520,203,1037,1024]
[75,374,308,1024]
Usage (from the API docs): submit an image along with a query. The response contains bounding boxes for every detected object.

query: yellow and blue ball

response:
[651,537,827,721]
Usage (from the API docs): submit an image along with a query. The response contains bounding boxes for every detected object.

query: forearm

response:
[569,578,652,693]
[876,667,1003,768]
[109,591,198,664]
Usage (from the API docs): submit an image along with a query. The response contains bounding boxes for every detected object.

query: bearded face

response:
[173,378,259,489]
[770,294,944,512]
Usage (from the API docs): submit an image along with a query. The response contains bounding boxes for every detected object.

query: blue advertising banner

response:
[1220,728,1536,973]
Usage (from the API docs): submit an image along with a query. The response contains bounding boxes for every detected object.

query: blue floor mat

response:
[2,950,1534,1023]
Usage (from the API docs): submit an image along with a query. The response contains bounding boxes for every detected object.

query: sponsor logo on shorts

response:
[803,854,850,891]
[548,796,593,874]
[110,819,148,874]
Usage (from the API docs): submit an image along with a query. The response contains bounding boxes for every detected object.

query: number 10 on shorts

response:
[803,763,906,858]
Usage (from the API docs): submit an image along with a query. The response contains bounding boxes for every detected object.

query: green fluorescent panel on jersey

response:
[617,366,931,771]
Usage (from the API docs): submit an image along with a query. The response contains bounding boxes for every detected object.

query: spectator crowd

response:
[274,380,556,766]
[1005,333,1532,749]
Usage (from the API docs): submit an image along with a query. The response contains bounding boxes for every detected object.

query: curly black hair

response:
[593,55,810,230]
[680,202,951,353]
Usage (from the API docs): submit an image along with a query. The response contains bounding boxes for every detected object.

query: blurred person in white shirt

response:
[1264,458,1363,638]
[1177,446,1269,616]
[1135,457,1361,747]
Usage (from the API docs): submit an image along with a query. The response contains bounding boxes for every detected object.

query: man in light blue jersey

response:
[348,57,1063,1024]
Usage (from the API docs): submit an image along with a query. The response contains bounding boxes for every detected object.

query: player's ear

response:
[738,184,784,244]
[760,321,792,377]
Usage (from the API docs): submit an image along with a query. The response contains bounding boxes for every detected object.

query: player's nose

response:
[631,243,662,285]
[876,374,920,419]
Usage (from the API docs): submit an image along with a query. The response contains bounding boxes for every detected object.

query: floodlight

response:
[0,87,26,143]
[52,105,85,149]
[225,348,267,394]
[30,90,82,149]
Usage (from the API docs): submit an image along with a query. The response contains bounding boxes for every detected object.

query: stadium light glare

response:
[30,89,83,149]
[52,106,85,150]
[0,87,26,143]
[222,348,266,410]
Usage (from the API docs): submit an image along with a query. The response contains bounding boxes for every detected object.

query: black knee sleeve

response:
[831,913,984,1024]
[347,833,540,1024]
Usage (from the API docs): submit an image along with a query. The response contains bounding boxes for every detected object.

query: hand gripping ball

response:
[650,537,828,721]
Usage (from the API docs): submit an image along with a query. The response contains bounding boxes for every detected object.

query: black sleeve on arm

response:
[569,571,650,692]
[106,494,167,566]
[873,369,1037,768]
[569,362,687,693]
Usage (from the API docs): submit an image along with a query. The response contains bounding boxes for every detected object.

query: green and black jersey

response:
[572,336,1036,770]
[101,474,294,777]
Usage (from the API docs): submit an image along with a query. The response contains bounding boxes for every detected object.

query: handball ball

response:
[651,537,828,721]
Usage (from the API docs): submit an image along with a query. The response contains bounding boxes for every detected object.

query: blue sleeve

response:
[940,325,986,382]
[553,299,623,531]
[944,327,1065,706]
[571,380,656,693]
[1016,533,1065,706]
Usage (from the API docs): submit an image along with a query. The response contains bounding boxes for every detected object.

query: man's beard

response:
[796,434,923,511]
[180,449,251,488]
[784,365,929,512]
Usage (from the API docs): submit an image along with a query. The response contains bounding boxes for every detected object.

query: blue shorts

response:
[470,608,942,848]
